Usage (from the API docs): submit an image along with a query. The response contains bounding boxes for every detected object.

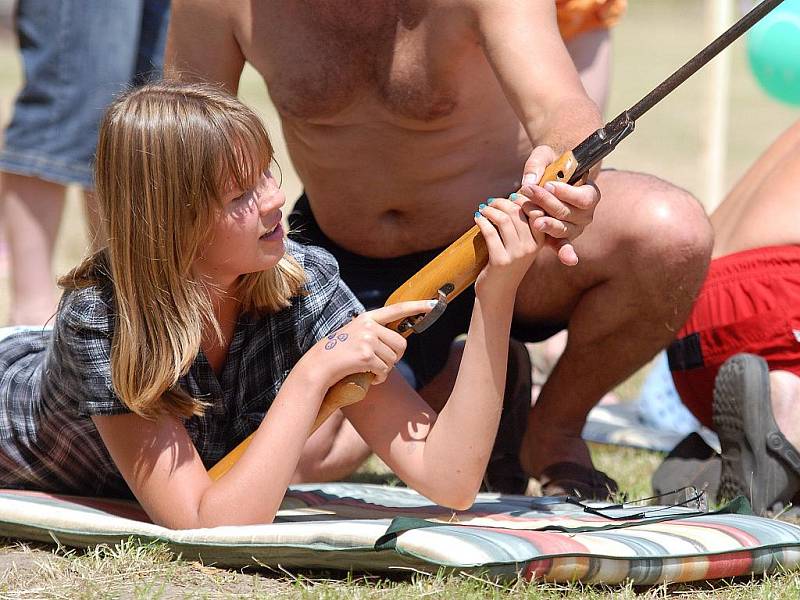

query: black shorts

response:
[289,193,565,387]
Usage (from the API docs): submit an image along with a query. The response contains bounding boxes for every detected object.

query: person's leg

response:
[79,1,170,253]
[415,339,466,412]
[0,173,65,325]
[0,0,145,324]
[670,246,800,427]
[516,170,713,482]
[80,2,170,252]
[770,371,800,450]
[82,190,103,251]
[291,410,372,483]
[133,0,171,86]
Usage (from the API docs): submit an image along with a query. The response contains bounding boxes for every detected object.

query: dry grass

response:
[3,519,800,599]
[5,445,800,599]
[1,0,799,597]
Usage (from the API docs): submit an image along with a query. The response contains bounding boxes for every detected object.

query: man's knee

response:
[619,174,714,277]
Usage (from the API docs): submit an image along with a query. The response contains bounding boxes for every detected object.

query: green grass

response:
[1,1,799,597]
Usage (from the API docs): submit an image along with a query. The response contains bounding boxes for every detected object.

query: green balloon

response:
[747,0,800,106]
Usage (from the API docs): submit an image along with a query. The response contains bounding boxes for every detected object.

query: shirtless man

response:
[166,0,713,497]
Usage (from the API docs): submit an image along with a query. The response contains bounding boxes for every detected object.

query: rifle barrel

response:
[567,0,786,183]
[628,0,785,121]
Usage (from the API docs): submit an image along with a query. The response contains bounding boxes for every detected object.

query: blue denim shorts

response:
[0,0,170,188]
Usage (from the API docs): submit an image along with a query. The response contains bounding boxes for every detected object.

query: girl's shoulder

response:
[56,281,115,336]
[285,239,341,285]
[285,239,354,304]
[282,241,364,347]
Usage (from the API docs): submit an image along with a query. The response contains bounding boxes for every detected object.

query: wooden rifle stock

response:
[208,152,578,480]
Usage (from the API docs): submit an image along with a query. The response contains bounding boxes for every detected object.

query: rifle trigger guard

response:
[411,288,448,333]
[396,286,452,335]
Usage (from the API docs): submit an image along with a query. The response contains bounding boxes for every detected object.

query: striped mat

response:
[1,483,799,584]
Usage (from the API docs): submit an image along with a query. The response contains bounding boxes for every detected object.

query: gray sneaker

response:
[713,353,800,514]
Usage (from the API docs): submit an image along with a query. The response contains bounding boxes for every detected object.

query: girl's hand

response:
[473,195,544,300]
[298,300,436,389]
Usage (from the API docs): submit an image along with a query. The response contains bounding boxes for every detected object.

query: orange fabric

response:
[556,0,627,41]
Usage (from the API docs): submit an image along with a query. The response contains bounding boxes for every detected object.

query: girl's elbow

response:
[441,490,479,511]
[428,480,481,512]
[445,495,477,512]
[165,512,278,530]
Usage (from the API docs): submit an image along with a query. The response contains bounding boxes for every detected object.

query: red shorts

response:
[669,245,800,428]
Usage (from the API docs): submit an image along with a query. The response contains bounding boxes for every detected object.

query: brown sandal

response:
[538,461,619,500]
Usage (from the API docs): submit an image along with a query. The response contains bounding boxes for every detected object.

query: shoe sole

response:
[713,354,800,514]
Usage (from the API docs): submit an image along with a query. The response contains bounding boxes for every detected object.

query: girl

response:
[0,82,542,528]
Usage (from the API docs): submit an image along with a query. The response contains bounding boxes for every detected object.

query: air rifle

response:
[208,0,786,480]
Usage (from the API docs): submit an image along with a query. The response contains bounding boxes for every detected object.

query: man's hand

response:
[518,145,601,266]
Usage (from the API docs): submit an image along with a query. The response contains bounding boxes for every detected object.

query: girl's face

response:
[194,170,286,289]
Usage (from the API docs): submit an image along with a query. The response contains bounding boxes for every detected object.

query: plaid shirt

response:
[0,242,363,497]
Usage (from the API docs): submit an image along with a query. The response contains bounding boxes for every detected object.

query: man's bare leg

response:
[417,339,466,412]
[517,170,713,478]
[769,372,800,452]
[715,122,800,451]
[1,173,66,326]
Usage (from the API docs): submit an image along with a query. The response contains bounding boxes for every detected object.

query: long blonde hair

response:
[59,82,306,419]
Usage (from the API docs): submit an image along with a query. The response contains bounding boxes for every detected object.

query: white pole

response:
[703,0,734,212]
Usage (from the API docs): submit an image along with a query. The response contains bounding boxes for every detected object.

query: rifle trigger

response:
[411,288,448,333]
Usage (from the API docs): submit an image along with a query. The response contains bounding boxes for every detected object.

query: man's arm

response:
[464,0,605,264]
[470,0,603,156]
[165,0,246,93]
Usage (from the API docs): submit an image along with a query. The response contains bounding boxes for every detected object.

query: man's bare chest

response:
[243,2,475,121]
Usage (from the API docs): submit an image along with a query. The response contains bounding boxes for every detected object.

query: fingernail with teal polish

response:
[478,203,487,209]
[509,193,520,200]
[487,197,495,204]
[474,211,481,218]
